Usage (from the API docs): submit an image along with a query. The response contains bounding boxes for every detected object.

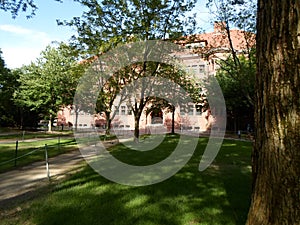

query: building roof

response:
[181,22,256,58]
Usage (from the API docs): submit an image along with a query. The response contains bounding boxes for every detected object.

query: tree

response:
[0,51,39,128]
[246,0,300,224]
[194,0,256,132]
[60,0,197,55]
[14,43,85,131]
[0,49,17,126]
[215,53,255,131]
[63,0,198,139]
[95,65,131,135]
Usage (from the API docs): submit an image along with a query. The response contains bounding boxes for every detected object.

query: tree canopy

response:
[59,0,197,55]
[0,49,16,126]
[65,0,199,138]
[14,43,85,131]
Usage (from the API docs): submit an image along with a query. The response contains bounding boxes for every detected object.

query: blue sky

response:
[0,0,212,69]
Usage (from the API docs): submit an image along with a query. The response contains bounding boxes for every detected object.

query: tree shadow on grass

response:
[11,137,252,225]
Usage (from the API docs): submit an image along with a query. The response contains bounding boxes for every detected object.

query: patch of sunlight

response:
[241,165,252,174]
[203,207,223,215]
[209,164,220,171]
[222,143,237,147]
[124,195,150,209]
[175,171,194,179]
[181,212,202,224]
[228,153,239,157]
[210,187,226,197]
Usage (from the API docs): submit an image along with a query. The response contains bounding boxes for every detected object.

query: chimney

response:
[214,21,227,32]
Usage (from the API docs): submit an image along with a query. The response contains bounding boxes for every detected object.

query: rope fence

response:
[0,147,41,166]
[0,136,74,179]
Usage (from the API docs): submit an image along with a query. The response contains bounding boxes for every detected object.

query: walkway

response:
[0,138,119,209]
[0,150,84,208]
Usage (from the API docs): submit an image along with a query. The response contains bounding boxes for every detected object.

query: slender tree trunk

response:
[104,111,111,135]
[75,110,78,131]
[246,1,300,224]
[171,107,175,134]
[134,115,140,142]
[105,118,112,136]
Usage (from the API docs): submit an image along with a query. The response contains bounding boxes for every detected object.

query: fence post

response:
[14,140,18,167]
[45,144,50,180]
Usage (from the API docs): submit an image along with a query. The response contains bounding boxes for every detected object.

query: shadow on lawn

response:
[21,137,252,225]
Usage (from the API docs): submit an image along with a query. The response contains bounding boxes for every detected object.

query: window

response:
[188,105,194,115]
[199,65,205,73]
[121,106,126,115]
[195,105,202,115]
[127,108,132,115]
[180,106,186,115]
[114,106,119,115]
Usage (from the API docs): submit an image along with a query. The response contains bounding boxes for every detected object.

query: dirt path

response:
[0,150,84,208]
[0,138,119,210]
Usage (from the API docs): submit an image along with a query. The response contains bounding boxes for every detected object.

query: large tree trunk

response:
[246,1,300,224]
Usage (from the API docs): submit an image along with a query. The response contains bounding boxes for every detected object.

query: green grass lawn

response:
[0,130,73,141]
[0,135,252,225]
[0,136,77,173]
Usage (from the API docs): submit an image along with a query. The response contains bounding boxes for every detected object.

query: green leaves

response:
[14,43,85,122]
[59,0,197,55]
[206,0,257,33]
[0,49,18,126]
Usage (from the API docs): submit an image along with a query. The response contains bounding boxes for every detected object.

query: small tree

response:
[0,49,18,126]
[216,53,255,131]
[191,0,257,131]
[15,43,85,131]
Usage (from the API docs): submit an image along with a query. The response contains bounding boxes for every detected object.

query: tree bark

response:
[171,107,175,134]
[105,112,111,136]
[246,1,300,224]
[134,115,140,142]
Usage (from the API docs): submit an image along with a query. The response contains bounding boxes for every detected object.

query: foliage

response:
[59,0,197,55]
[215,53,255,130]
[63,0,199,138]
[206,0,257,33]
[194,0,257,131]
[0,51,25,126]
[216,53,255,105]
[0,49,16,126]
[14,43,85,130]
[0,50,37,128]
[0,0,63,18]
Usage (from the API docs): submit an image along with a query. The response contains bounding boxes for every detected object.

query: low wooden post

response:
[14,140,18,167]
[45,144,50,180]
